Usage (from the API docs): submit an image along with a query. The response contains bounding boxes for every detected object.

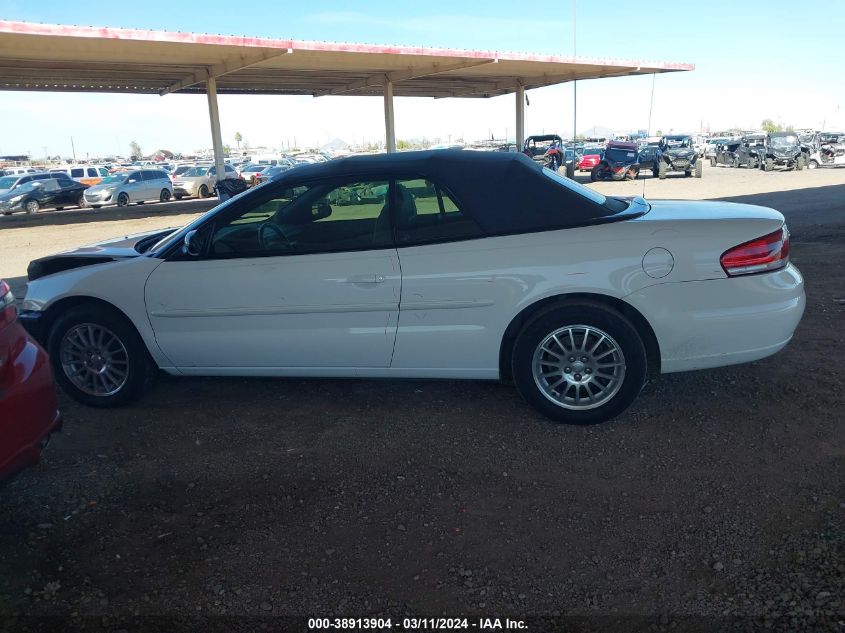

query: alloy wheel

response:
[532,325,626,410]
[59,323,129,396]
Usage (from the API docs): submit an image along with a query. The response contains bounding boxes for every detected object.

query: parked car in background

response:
[591,141,641,181]
[168,164,194,183]
[0,172,61,195]
[577,149,603,172]
[655,135,702,178]
[1,167,39,177]
[50,165,110,186]
[522,134,565,171]
[252,164,292,185]
[239,164,266,186]
[172,164,238,199]
[0,279,61,482]
[704,137,729,160]
[20,151,804,424]
[637,143,660,176]
[0,176,88,215]
[83,169,172,208]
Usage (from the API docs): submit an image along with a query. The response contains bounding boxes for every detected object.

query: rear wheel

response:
[658,162,667,179]
[512,302,647,425]
[159,188,171,202]
[808,159,819,170]
[796,157,804,170]
[710,157,716,167]
[117,192,130,207]
[77,194,86,208]
[47,304,155,407]
[589,165,603,182]
[694,161,703,178]
[24,199,39,214]
[764,158,774,172]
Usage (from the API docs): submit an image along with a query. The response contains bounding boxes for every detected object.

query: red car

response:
[0,279,61,481]
[578,151,603,171]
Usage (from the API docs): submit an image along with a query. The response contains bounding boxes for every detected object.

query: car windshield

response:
[542,169,606,205]
[770,135,798,147]
[664,138,692,148]
[183,166,210,177]
[99,174,127,185]
[0,176,19,189]
[243,165,263,173]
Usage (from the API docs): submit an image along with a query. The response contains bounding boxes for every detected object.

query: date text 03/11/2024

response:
[307,618,528,630]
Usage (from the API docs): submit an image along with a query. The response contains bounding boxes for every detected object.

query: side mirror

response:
[184,229,203,257]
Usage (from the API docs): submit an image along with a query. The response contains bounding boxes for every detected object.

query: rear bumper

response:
[624,264,805,373]
[0,325,61,482]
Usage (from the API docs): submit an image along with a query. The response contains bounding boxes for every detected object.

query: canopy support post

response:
[384,78,396,153]
[206,76,226,184]
[515,83,525,150]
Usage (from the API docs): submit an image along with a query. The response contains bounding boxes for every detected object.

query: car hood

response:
[0,188,28,201]
[27,228,177,281]
[664,148,695,158]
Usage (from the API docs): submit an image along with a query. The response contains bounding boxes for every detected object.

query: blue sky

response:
[0,0,843,157]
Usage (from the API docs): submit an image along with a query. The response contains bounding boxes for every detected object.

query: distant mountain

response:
[579,126,614,139]
[321,138,349,151]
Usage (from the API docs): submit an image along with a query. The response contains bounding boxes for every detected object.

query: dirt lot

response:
[1,164,843,632]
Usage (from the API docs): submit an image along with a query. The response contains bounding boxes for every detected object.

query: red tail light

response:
[0,280,17,327]
[720,227,790,276]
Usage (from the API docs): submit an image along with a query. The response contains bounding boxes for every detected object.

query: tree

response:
[761,119,782,133]
[655,130,663,137]
[129,140,142,159]
[223,144,231,156]
[396,139,412,150]
[234,132,242,150]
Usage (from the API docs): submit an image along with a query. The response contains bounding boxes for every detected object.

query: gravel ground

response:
[0,165,843,632]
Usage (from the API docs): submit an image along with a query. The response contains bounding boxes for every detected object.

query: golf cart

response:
[655,135,702,178]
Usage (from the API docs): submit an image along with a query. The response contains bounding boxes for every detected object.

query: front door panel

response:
[144,250,401,369]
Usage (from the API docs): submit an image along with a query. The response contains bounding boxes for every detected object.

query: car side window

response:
[57,176,74,187]
[394,178,484,245]
[141,170,156,181]
[128,171,142,183]
[206,180,392,258]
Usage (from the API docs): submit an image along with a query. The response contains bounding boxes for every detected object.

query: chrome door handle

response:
[347,274,385,284]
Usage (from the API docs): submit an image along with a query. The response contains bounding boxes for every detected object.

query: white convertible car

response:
[20,151,804,424]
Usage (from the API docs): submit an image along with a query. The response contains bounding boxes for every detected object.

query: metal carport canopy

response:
[0,20,693,170]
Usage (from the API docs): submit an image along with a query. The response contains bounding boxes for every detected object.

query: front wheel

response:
[694,161,703,178]
[589,165,603,182]
[47,304,155,407]
[796,157,804,170]
[764,158,774,172]
[808,159,819,170]
[658,162,667,179]
[511,302,647,425]
[198,184,209,198]
[117,192,130,207]
[24,199,40,214]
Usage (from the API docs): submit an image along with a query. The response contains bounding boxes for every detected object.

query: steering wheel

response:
[259,222,292,250]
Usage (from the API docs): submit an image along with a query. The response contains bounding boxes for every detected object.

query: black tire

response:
[589,165,602,182]
[808,160,818,170]
[684,170,692,177]
[47,304,155,408]
[159,188,172,202]
[658,162,667,179]
[764,158,774,172]
[117,192,130,207]
[796,157,804,171]
[710,157,716,167]
[77,194,86,208]
[174,194,183,200]
[511,302,648,425]
[24,199,39,214]
[694,161,703,178]
[199,184,209,198]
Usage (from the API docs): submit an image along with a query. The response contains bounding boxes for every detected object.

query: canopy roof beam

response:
[160,48,293,96]
[313,58,497,97]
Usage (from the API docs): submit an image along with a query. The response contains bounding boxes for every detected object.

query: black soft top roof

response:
[273,150,622,234]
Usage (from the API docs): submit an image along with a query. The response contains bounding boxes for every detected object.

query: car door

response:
[54,176,79,204]
[388,177,499,376]
[144,177,400,371]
